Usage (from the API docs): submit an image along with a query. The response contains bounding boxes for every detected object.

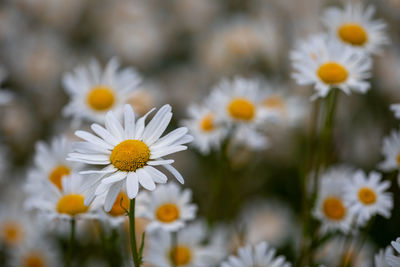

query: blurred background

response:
[1,0,400,265]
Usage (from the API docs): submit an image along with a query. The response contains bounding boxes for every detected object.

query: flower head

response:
[68,104,192,211]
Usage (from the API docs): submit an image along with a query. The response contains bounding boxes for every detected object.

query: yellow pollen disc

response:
[49,165,70,190]
[24,252,45,267]
[317,62,348,84]
[199,114,214,132]
[1,222,23,245]
[396,154,400,166]
[262,96,285,110]
[87,86,115,111]
[323,197,346,220]
[338,23,368,46]
[56,194,88,216]
[170,246,191,266]
[110,140,150,172]
[156,203,180,223]
[358,187,377,205]
[108,192,130,216]
[228,98,255,121]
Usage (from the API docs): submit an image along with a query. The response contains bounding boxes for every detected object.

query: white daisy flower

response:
[10,226,60,267]
[136,183,197,232]
[220,241,291,267]
[322,3,388,54]
[183,103,228,155]
[237,199,297,247]
[145,221,223,267]
[62,58,141,124]
[0,203,31,247]
[291,34,372,99]
[374,247,394,267]
[313,167,356,234]
[209,77,272,149]
[26,135,80,191]
[379,130,400,184]
[344,170,393,226]
[26,173,99,221]
[67,104,193,212]
[387,238,400,267]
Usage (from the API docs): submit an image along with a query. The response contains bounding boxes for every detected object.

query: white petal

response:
[162,164,184,184]
[144,166,167,184]
[75,131,113,150]
[137,169,156,190]
[91,124,119,146]
[102,172,127,184]
[104,181,123,212]
[124,104,136,139]
[105,111,124,141]
[126,172,139,199]
[134,108,155,139]
[150,145,187,159]
[147,159,174,166]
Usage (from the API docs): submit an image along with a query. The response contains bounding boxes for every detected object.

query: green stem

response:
[129,198,141,267]
[66,218,75,267]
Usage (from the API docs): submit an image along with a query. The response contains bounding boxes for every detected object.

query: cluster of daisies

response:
[183,77,305,155]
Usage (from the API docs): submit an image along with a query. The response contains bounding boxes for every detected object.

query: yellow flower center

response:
[24,252,45,267]
[397,153,400,166]
[358,187,376,205]
[317,62,348,84]
[1,221,23,245]
[262,96,285,110]
[156,203,180,223]
[199,114,214,132]
[110,140,150,172]
[108,192,130,217]
[87,86,115,111]
[323,197,346,220]
[338,23,368,46]
[49,165,70,190]
[170,246,192,266]
[56,194,89,216]
[228,98,255,121]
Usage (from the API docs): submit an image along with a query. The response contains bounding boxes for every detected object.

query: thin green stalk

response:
[129,198,141,267]
[66,218,75,267]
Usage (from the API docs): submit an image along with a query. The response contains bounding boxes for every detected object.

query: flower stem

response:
[66,218,75,267]
[129,198,141,267]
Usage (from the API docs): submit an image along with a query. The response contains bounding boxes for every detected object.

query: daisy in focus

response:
[145,221,223,267]
[183,103,227,155]
[26,173,99,221]
[313,167,355,234]
[291,34,372,99]
[68,104,193,211]
[322,3,388,54]
[344,170,393,226]
[220,241,291,267]
[136,183,197,232]
[62,58,141,124]
[26,136,79,191]
[387,238,400,266]
[379,129,400,183]
[209,77,273,149]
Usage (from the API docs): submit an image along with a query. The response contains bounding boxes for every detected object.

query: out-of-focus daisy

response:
[10,227,60,267]
[0,204,29,247]
[374,247,394,267]
[387,238,400,266]
[26,173,99,221]
[260,87,307,127]
[237,199,297,247]
[220,241,291,267]
[209,77,272,149]
[68,104,193,211]
[27,136,79,191]
[291,34,372,99]
[390,104,400,119]
[313,167,355,234]
[379,129,400,183]
[136,183,197,232]
[344,170,393,226]
[97,190,131,227]
[145,221,223,267]
[183,103,228,155]
[322,3,388,54]
[62,58,141,124]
